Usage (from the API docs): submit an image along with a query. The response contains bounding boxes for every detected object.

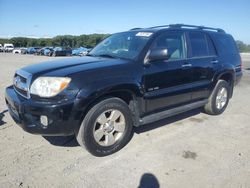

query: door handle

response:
[182,63,192,68]
[211,60,219,64]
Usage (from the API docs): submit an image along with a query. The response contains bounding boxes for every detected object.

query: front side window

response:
[150,32,186,61]
[89,31,153,60]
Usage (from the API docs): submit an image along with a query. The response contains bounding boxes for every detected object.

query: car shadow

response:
[138,173,160,188]
[43,135,79,147]
[0,109,8,126]
[42,108,201,148]
[134,108,201,134]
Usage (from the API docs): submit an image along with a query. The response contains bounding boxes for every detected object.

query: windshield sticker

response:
[136,32,153,37]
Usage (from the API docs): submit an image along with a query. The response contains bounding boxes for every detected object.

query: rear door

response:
[186,31,218,100]
[143,31,194,114]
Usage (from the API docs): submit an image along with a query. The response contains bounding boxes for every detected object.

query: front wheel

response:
[76,97,133,156]
[204,80,230,115]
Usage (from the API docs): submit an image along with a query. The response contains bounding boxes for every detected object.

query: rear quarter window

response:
[211,34,238,55]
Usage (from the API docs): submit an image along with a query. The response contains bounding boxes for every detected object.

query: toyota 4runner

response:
[5,24,242,156]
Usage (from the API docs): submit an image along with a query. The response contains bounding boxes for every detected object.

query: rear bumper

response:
[235,71,242,85]
[5,86,79,136]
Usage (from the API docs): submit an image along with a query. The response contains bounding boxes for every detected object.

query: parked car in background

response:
[34,48,42,55]
[35,47,53,55]
[12,48,22,54]
[0,44,3,52]
[13,47,27,54]
[26,47,41,54]
[51,47,72,56]
[20,48,27,54]
[72,47,89,56]
[4,43,14,52]
[80,48,91,56]
[44,48,54,56]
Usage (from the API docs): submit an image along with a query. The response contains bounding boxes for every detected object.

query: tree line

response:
[236,40,250,52]
[0,35,250,52]
[0,34,109,48]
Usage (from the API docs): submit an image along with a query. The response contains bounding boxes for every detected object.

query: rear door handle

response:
[211,60,219,64]
[182,63,192,68]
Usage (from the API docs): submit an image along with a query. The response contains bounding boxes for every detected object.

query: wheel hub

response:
[103,121,114,133]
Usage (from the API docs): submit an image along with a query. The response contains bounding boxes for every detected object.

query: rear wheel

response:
[204,80,230,115]
[76,97,133,156]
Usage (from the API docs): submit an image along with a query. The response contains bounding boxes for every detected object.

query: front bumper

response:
[5,86,79,136]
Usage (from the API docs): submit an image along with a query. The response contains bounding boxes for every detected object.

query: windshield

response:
[89,31,153,60]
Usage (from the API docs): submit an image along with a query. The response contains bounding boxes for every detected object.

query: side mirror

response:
[147,48,169,63]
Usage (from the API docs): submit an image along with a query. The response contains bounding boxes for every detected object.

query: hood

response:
[22,56,129,76]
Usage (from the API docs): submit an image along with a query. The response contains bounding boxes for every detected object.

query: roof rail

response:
[130,28,143,30]
[149,25,170,29]
[149,24,225,33]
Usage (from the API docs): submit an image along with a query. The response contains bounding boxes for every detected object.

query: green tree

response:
[1,34,109,48]
[236,40,250,52]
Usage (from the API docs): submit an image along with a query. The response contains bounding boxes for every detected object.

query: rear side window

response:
[189,32,216,57]
[206,36,216,56]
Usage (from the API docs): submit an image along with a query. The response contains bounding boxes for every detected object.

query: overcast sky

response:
[0,0,250,43]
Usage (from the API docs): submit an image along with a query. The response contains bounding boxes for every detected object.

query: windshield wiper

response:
[86,54,94,57]
[97,54,117,59]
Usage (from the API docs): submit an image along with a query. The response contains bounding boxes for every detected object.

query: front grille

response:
[13,70,32,99]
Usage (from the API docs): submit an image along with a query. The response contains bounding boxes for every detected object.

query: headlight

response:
[30,77,71,98]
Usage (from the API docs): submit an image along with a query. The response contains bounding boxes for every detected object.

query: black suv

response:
[5,24,242,156]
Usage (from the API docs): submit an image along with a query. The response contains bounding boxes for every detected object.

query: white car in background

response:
[4,43,14,52]
[12,48,22,54]
[0,44,3,52]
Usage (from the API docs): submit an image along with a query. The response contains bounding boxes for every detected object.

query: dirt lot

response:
[0,53,250,188]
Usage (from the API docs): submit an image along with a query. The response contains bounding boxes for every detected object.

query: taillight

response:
[240,56,243,70]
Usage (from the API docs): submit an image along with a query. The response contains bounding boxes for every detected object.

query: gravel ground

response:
[0,53,250,188]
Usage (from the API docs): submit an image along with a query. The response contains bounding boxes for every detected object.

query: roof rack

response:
[130,28,143,30]
[149,24,225,33]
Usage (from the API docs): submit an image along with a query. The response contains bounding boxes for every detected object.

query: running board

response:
[138,99,208,126]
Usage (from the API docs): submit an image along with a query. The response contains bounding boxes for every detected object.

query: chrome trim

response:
[211,60,219,64]
[13,69,32,99]
[181,63,192,68]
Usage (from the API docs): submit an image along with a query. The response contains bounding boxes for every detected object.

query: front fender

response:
[75,78,143,110]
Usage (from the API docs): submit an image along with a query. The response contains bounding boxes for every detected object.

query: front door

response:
[143,31,193,114]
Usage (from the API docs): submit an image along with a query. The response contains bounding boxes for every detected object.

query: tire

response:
[204,80,230,115]
[52,52,56,57]
[76,97,133,157]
